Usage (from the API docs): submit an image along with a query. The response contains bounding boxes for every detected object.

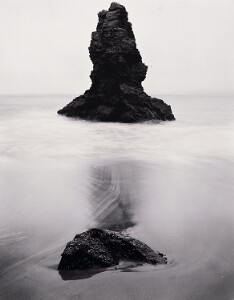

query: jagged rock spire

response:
[58,2,175,123]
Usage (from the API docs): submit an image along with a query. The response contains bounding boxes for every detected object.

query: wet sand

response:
[0,96,234,299]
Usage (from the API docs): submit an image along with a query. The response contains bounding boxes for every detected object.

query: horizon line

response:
[0,93,234,97]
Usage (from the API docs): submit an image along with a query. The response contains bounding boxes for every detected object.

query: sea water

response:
[0,95,233,300]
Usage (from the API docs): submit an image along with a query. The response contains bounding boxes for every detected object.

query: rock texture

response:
[58,2,175,123]
[58,228,167,270]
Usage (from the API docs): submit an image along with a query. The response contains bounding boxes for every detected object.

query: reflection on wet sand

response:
[59,261,147,281]
[59,268,106,281]
[59,161,141,280]
[88,161,140,231]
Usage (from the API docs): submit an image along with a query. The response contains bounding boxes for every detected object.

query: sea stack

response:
[58,2,175,123]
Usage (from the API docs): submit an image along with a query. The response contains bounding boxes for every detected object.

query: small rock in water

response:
[58,2,175,123]
[58,228,167,270]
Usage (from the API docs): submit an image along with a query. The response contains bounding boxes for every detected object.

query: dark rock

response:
[58,228,167,270]
[58,2,175,123]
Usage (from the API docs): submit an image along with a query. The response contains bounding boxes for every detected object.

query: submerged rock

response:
[58,2,175,123]
[58,228,167,270]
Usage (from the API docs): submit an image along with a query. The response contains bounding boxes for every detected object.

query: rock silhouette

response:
[58,2,175,123]
[58,228,167,270]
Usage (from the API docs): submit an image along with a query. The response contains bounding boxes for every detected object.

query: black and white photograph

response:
[0,0,233,299]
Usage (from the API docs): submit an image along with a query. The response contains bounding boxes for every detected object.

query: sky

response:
[0,0,233,95]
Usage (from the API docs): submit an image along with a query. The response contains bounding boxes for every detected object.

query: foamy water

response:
[0,95,233,299]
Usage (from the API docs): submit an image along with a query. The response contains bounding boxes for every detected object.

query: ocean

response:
[0,95,233,300]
